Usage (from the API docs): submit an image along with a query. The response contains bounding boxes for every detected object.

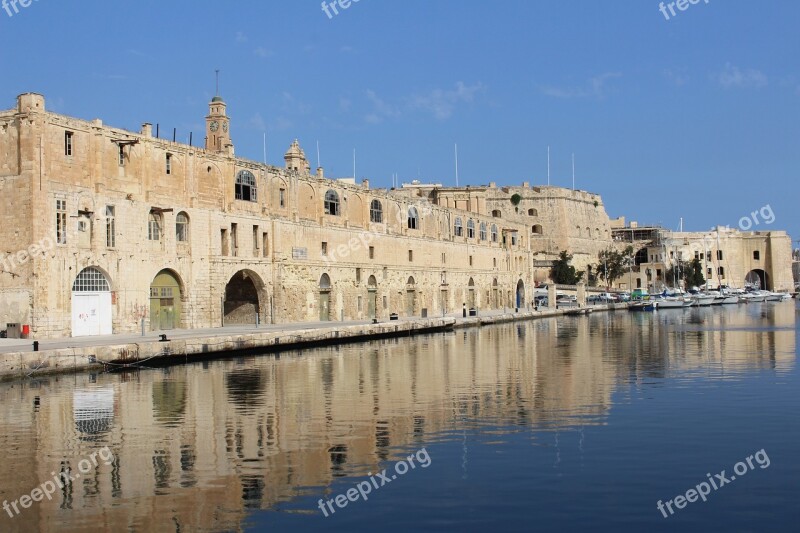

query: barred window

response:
[407,206,419,229]
[148,211,162,241]
[176,212,189,242]
[324,190,340,216]
[235,170,257,202]
[370,199,383,223]
[56,199,67,244]
[72,267,110,292]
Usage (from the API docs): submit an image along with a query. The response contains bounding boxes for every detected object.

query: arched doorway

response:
[71,267,112,337]
[224,270,262,325]
[319,274,332,321]
[406,277,417,317]
[745,269,770,290]
[516,280,525,308]
[492,279,499,309]
[367,275,378,319]
[150,270,182,331]
[468,278,476,308]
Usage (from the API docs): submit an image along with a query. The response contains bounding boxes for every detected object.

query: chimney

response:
[141,123,152,137]
[316,167,324,179]
[362,178,370,189]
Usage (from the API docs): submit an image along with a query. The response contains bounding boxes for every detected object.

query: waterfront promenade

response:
[0,306,607,382]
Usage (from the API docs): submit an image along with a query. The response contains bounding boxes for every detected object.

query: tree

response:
[665,261,692,289]
[596,246,634,286]
[686,257,706,289]
[550,251,584,285]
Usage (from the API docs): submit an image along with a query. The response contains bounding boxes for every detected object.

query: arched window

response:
[148,210,162,241]
[370,199,383,223]
[480,222,487,241]
[586,227,591,238]
[467,219,475,239]
[491,224,498,242]
[319,273,332,290]
[528,208,538,216]
[454,217,463,237]
[176,212,189,242]
[407,206,419,230]
[576,226,582,237]
[235,170,257,202]
[324,190,340,216]
[72,267,110,292]
[532,224,543,235]
[492,209,502,218]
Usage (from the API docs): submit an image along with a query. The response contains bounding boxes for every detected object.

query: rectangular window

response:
[369,246,375,259]
[56,199,67,244]
[279,188,286,208]
[441,252,446,264]
[706,251,712,262]
[118,144,125,166]
[165,153,172,175]
[253,225,259,257]
[263,232,269,257]
[408,250,413,262]
[322,242,328,256]
[753,250,760,260]
[718,267,725,276]
[493,258,497,268]
[64,131,73,156]
[105,206,115,248]
[717,250,723,261]
[469,255,474,267]
[231,223,238,256]
[148,212,162,241]
[707,268,713,276]
[356,268,362,283]
[221,229,229,256]
[695,251,700,260]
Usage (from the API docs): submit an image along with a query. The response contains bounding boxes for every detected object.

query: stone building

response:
[0,92,793,339]
[0,93,540,338]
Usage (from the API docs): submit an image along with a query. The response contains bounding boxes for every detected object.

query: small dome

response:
[211,96,224,103]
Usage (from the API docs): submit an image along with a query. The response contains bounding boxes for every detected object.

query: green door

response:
[150,270,181,331]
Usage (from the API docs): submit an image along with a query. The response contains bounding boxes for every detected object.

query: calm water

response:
[1,303,798,533]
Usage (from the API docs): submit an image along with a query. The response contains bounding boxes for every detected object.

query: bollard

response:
[33,341,39,352]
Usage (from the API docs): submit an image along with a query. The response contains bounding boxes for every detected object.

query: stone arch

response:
[405,276,417,316]
[492,209,502,218]
[150,268,185,331]
[71,266,113,337]
[367,275,378,319]
[467,277,476,308]
[349,193,364,227]
[319,273,332,321]
[516,279,525,308]
[271,176,289,210]
[224,270,266,325]
[745,269,770,291]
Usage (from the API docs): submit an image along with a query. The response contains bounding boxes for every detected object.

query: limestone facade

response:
[0,93,793,338]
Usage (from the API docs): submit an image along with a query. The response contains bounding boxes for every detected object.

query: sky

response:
[1,0,798,241]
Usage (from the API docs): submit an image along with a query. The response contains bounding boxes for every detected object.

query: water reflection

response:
[0,303,794,532]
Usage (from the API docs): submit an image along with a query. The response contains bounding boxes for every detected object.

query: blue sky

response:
[1,0,798,240]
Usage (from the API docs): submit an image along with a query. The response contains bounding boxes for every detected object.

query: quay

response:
[0,306,621,382]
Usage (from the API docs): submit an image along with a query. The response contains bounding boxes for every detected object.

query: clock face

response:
[209,121,219,132]
[222,122,228,133]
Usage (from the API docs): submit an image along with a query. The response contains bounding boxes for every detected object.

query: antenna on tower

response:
[547,146,550,186]
[353,149,356,180]
[572,153,575,190]
[455,143,460,187]
[316,140,321,169]
[215,69,220,96]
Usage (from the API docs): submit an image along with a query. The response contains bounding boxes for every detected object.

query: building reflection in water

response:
[0,304,794,532]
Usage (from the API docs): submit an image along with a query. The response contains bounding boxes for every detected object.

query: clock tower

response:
[205,94,233,154]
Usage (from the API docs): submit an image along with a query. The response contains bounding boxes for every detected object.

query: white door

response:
[72,292,112,337]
